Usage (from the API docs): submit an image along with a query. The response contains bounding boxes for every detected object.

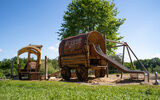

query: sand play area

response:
[48,73,159,86]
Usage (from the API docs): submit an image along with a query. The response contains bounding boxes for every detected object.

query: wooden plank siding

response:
[59,31,106,69]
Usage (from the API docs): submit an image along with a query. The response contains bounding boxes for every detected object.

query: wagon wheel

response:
[100,69,106,77]
[61,67,71,81]
[95,69,101,78]
[76,65,88,81]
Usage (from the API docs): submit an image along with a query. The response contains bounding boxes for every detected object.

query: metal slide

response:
[93,44,145,74]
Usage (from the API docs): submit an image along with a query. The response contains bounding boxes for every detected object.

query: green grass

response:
[0,80,160,100]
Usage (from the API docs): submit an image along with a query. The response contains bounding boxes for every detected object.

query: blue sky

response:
[0,0,160,61]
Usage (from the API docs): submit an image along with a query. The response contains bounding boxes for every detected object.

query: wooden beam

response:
[109,44,124,48]
[90,66,106,70]
[126,46,134,69]
[61,55,86,60]
[61,60,86,65]
[122,46,125,65]
[127,44,148,72]
[106,39,124,45]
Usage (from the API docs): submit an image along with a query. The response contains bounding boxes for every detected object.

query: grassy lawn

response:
[0,80,160,100]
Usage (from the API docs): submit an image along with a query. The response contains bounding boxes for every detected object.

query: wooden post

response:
[106,64,109,77]
[121,46,125,79]
[126,46,134,69]
[28,52,30,61]
[45,56,48,80]
[122,46,125,66]
[103,33,109,77]
[103,33,106,54]
[27,52,30,72]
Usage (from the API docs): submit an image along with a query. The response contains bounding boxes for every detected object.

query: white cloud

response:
[0,49,3,53]
[48,46,58,52]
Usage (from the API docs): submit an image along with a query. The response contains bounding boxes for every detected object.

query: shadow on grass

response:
[60,77,96,83]
[116,79,144,84]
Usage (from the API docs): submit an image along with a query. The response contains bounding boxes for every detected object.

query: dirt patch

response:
[48,73,159,86]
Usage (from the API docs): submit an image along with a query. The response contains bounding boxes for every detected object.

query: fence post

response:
[45,56,48,80]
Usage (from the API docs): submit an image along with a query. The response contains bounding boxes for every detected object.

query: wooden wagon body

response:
[17,44,42,80]
[59,31,107,81]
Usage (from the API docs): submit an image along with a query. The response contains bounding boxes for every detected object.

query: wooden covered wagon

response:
[17,44,43,80]
[59,31,107,81]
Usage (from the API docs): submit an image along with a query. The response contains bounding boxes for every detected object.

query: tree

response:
[153,65,160,73]
[57,0,125,54]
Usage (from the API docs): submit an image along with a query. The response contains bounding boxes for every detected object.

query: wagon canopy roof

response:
[17,45,42,57]
[59,31,105,56]
[61,31,105,44]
